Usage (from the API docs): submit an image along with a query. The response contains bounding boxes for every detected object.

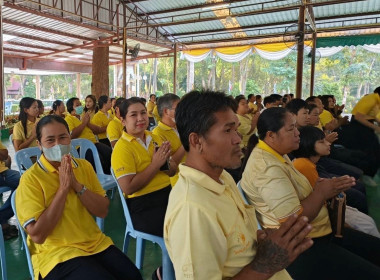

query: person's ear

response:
[188,133,203,153]
[265,131,276,143]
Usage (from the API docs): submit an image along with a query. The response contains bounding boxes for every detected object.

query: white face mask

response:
[42,144,72,162]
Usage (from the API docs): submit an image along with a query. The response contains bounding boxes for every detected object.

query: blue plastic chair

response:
[71,138,117,231]
[237,181,262,230]
[111,169,175,280]
[11,192,34,280]
[14,147,41,174]
[0,224,7,280]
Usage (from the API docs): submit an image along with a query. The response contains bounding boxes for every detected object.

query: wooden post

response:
[0,3,4,124]
[122,27,127,98]
[310,32,317,97]
[173,43,178,95]
[76,73,81,99]
[35,75,41,99]
[91,42,109,99]
[295,6,305,99]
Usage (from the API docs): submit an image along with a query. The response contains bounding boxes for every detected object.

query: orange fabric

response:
[293,158,319,188]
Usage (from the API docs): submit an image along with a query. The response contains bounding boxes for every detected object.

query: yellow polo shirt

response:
[91,111,111,140]
[236,114,255,149]
[152,105,161,122]
[111,131,171,198]
[164,164,291,280]
[319,109,335,128]
[107,108,115,119]
[64,114,97,143]
[0,142,8,173]
[352,93,380,118]
[15,155,113,279]
[13,119,38,148]
[248,102,258,113]
[147,101,155,118]
[152,121,186,186]
[293,158,319,188]
[107,117,123,143]
[241,140,331,238]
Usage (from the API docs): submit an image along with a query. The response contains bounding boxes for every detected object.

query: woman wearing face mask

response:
[15,115,142,280]
[13,97,40,151]
[64,97,112,175]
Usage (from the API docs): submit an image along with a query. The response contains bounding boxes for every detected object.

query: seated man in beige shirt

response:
[164,89,313,280]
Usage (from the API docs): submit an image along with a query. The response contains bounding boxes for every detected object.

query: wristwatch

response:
[77,186,87,197]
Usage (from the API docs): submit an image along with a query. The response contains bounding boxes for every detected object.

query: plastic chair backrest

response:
[71,138,104,175]
[237,181,249,204]
[11,192,34,280]
[0,224,7,280]
[9,134,13,148]
[111,169,134,231]
[15,147,41,174]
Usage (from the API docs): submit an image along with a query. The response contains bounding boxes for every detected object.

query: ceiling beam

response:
[126,0,362,30]
[4,31,76,47]
[4,41,57,51]
[3,19,96,42]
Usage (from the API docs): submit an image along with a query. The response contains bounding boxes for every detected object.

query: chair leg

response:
[123,230,130,254]
[96,217,104,232]
[161,248,175,280]
[135,238,145,269]
[0,225,7,280]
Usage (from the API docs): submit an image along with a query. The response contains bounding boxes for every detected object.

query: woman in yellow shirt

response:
[111,97,177,237]
[91,95,112,147]
[241,107,380,280]
[13,97,40,151]
[49,100,66,118]
[82,95,98,120]
[15,115,141,280]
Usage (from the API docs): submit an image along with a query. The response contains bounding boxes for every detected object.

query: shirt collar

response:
[178,164,229,194]
[38,154,79,173]
[121,130,153,151]
[157,121,173,131]
[256,140,286,163]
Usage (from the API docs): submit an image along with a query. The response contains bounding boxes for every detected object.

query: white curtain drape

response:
[215,48,252,62]
[317,46,344,57]
[253,47,293,60]
[180,50,212,63]
[362,44,380,53]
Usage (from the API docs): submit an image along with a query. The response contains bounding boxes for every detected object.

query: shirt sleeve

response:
[237,116,252,136]
[12,122,25,141]
[165,203,227,280]
[106,121,120,142]
[64,116,76,133]
[111,144,137,179]
[246,164,302,223]
[16,174,46,229]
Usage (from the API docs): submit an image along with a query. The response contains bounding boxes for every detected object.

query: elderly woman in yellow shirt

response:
[13,97,40,151]
[241,107,380,280]
[15,115,141,280]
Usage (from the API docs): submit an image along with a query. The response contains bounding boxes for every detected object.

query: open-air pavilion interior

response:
[1,0,380,279]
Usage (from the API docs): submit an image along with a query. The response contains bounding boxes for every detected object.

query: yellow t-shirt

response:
[164,164,291,280]
[107,117,123,143]
[236,114,255,149]
[319,109,335,128]
[13,119,38,148]
[107,108,115,119]
[248,102,258,113]
[241,140,332,238]
[111,131,171,198]
[152,121,186,186]
[152,105,161,122]
[0,142,8,173]
[293,158,319,188]
[352,93,380,118]
[64,114,97,143]
[91,111,111,140]
[147,101,155,118]
[15,155,113,279]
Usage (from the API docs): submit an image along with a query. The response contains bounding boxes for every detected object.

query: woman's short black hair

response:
[119,97,145,119]
[292,126,325,158]
[66,97,79,114]
[257,107,288,140]
[36,115,70,142]
[285,98,308,115]
[175,90,235,152]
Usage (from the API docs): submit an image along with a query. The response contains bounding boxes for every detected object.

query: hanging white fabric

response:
[362,44,380,54]
[317,46,344,57]
[215,48,252,62]
[180,50,212,63]
[253,47,293,60]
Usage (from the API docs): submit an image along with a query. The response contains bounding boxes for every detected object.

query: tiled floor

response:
[1,137,380,280]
